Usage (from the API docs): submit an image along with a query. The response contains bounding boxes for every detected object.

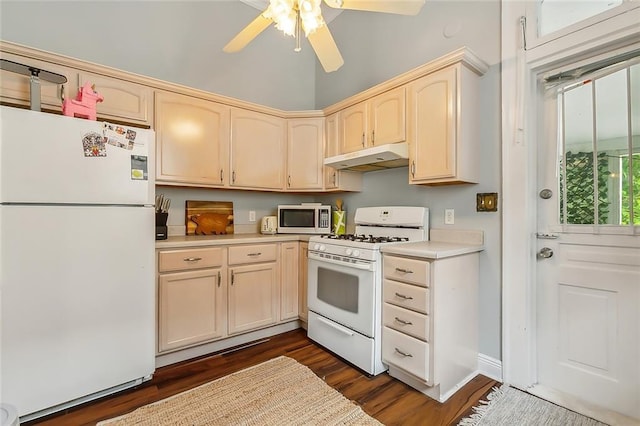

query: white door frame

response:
[501,0,640,395]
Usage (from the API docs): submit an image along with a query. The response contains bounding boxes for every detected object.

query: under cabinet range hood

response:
[323,142,409,172]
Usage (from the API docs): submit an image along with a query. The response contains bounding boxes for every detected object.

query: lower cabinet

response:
[157,247,226,353]
[157,241,305,355]
[228,262,278,334]
[382,251,480,402]
[298,242,309,323]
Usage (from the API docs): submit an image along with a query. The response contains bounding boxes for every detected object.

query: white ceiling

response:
[238,0,344,23]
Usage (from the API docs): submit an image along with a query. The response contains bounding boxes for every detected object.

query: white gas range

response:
[307,206,429,375]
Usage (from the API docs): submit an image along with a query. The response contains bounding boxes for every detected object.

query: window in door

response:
[556,60,639,227]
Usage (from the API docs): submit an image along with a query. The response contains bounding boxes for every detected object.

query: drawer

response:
[383,279,430,314]
[383,303,430,341]
[228,244,277,265]
[383,255,429,287]
[158,247,224,272]
[382,326,431,384]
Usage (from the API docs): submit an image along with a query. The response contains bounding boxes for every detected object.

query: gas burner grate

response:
[322,234,409,244]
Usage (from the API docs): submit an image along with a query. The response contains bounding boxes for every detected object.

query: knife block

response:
[156,212,168,240]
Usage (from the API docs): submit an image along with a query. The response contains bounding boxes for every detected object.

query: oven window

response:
[280,209,315,227]
[317,267,358,313]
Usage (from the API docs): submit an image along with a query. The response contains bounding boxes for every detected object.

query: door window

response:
[554,60,640,228]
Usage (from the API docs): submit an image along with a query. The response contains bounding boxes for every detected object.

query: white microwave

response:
[277,204,331,234]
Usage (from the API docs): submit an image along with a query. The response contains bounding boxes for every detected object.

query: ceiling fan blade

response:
[323,0,425,15]
[307,24,344,73]
[223,12,273,53]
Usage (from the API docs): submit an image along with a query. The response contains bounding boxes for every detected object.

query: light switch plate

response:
[445,209,455,225]
[477,193,498,212]
[249,211,256,222]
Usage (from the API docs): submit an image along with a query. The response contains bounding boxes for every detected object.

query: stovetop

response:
[321,234,410,244]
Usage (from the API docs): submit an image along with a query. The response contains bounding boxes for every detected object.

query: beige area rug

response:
[98,356,382,425]
[458,384,608,426]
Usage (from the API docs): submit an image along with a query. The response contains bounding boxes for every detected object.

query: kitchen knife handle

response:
[394,292,413,300]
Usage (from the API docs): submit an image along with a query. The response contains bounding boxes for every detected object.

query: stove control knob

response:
[345,248,353,256]
[319,245,326,252]
[313,243,321,251]
[352,250,360,257]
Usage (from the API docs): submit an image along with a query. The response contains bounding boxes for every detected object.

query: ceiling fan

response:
[223,0,425,72]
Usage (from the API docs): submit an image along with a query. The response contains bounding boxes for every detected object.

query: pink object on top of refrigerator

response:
[0,106,156,421]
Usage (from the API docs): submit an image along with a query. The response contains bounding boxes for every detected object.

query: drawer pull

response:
[394,317,413,326]
[183,257,202,262]
[395,267,413,274]
[217,271,221,287]
[394,348,413,357]
[395,292,413,300]
[247,252,262,257]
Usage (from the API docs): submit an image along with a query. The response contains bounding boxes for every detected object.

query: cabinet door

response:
[158,268,225,352]
[78,72,152,125]
[0,52,72,111]
[155,91,229,187]
[324,113,363,192]
[230,108,286,190]
[408,66,457,182]
[340,102,368,154]
[287,118,324,191]
[298,242,309,323]
[370,86,406,146]
[228,263,278,334]
[280,242,299,321]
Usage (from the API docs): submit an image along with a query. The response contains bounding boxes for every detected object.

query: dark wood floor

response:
[27,329,499,425]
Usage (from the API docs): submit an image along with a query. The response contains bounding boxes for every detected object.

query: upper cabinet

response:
[78,72,152,125]
[408,63,481,185]
[324,113,363,192]
[287,118,324,191]
[155,91,230,187]
[230,108,286,191]
[340,86,406,154]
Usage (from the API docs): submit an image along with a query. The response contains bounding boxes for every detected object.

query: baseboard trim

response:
[477,353,502,382]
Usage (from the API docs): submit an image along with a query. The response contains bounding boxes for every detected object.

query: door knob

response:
[537,247,554,259]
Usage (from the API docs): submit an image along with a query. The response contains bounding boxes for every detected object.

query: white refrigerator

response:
[0,106,156,420]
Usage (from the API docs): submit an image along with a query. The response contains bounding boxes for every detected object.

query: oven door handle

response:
[317,316,355,337]
[308,253,374,271]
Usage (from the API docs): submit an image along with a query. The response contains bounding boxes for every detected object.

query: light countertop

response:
[380,240,484,259]
[156,233,311,249]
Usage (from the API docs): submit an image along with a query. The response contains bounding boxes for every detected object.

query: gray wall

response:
[0,0,503,360]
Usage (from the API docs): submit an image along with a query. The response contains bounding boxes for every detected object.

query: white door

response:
[534,59,640,424]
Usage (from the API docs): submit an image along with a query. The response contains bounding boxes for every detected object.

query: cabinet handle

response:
[60,84,65,101]
[247,252,262,257]
[332,172,337,186]
[394,292,413,300]
[371,129,375,145]
[220,169,224,183]
[395,267,413,274]
[361,132,365,147]
[394,348,413,357]
[394,317,413,325]
[217,271,221,287]
[231,272,234,286]
[232,171,236,183]
[411,161,415,177]
[288,175,291,187]
[183,257,202,262]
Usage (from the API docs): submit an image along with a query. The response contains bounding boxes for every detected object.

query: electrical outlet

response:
[445,209,455,225]
[249,211,256,222]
